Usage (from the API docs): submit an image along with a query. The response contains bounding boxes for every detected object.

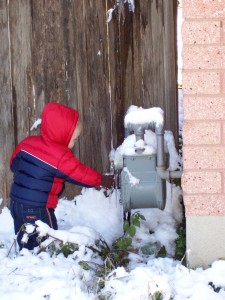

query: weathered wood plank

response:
[9,0,32,142]
[163,0,178,139]
[75,0,111,173]
[109,0,178,147]
[139,0,178,140]
[0,0,178,204]
[30,1,68,112]
[0,0,14,206]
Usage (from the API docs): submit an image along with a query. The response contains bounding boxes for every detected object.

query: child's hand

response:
[101,175,114,189]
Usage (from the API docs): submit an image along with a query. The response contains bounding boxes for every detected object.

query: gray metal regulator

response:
[109,108,182,221]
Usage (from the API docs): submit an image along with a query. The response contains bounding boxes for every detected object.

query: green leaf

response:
[123,221,130,233]
[116,237,132,250]
[79,261,91,270]
[153,291,163,300]
[139,214,146,220]
[126,225,136,237]
[156,246,167,258]
[132,218,140,227]
[134,212,145,221]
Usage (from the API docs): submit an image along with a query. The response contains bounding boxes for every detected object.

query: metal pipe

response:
[156,167,182,180]
[155,125,165,168]
[124,119,183,181]
[155,123,182,181]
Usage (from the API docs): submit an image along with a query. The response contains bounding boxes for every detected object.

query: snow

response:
[124,105,164,128]
[107,8,115,23]
[0,192,225,299]
[30,118,42,131]
[110,127,182,172]
[123,167,140,186]
[107,0,135,23]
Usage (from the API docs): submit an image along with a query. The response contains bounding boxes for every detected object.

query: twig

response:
[87,245,102,255]
[8,267,18,275]
[99,237,111,251]
[80,260,105,270]
[7,224,26,257]
[7,238,17,257]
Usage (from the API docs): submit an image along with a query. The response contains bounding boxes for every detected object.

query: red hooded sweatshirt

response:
[10,102,102,208]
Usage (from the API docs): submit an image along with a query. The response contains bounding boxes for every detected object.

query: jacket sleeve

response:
[57,150,102,187]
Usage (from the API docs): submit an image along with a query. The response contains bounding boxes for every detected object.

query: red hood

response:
[41,102,79,147]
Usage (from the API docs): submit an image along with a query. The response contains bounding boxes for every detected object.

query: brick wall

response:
[182,0,225,216]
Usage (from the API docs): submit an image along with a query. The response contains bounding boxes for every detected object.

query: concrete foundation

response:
[186,216,225,268]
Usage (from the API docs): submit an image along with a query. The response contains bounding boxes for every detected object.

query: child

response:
[10,102,114,250]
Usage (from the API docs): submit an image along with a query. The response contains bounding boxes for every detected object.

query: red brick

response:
[183,121,221,144]
[183,96,225,120]
[182,21,221,45]
[184,195,225,216]
[183,71,220,95]
[182,171,222,194]
[222,20,225,44]
[183,45,225,69]
[222,122,225,143]
[183,146,225,169]
[221,71,225,94]
[183,0,225,19]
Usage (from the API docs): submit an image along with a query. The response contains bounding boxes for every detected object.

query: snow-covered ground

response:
[0,186,225,300]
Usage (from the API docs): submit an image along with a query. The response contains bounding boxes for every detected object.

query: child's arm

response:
[57,150,102,187]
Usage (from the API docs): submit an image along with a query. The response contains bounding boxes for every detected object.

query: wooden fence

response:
[0,0,178,206]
